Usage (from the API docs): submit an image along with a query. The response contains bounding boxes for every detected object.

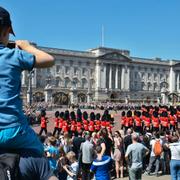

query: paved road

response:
[32,110,171,180]
[115,174,171,180]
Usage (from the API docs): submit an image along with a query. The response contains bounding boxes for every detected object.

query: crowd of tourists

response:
[36,105,180,180]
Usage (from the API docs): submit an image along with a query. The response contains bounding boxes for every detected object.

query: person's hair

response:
[131,133,139,142]
[59,145,66,157]
[96,145,102,154]
[155,132,160,139]
[64,132,70,139]
[92,132,97,138]
[100,128,108,138]
[115,130,121,137]
[126,128,132,135]
[85,134,90,140]
[66,151,76,162]
[170,135,179,143]
[48,136,56,146]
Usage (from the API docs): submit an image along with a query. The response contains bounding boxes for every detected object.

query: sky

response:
[1,0,180,60]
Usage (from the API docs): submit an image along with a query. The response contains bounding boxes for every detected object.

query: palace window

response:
[64,78,71,88]
[90,69,94,76]
[154,73,158,81]
[82,78,88,89]
[65,66,70,75]
[82,68,86,76]
[74,67,78,75]
[56,65,61,74]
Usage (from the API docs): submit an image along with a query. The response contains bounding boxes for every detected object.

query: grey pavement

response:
[114,174,171,180]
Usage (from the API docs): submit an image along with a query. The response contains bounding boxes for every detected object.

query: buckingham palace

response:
[21,45,180,106]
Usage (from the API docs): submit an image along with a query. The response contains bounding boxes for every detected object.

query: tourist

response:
[0,6,54,156]
[80,134,95,180]
[125,133,149,180]
[90,145,113,180]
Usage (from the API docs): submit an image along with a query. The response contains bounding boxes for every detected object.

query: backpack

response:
[153,140,162,156]
[0,153,20,180]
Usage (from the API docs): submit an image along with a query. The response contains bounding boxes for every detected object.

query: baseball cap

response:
[0,7,15,36]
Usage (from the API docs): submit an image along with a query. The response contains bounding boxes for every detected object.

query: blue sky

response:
[1,0,180,60]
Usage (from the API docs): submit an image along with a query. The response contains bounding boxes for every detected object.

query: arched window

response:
[147,82,152,91]
[55,77,61,87]
[81,78,88,89]
[72,78,79,88]
[64,77,71,88]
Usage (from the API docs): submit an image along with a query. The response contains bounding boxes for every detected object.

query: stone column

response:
[95,60,101,90]
[100,64,106,89]
[32,69,36,88]
[115,65,118,89]
[169,67,175,92]
[177,72,179,91]
[22,71,26,86]
[109,65,112,89]
[125,66,130,90]
[121,66,125,90]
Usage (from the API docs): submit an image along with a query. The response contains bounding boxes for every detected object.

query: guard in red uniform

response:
[95,113,101,132]
[124,110,133,134]
[133,111,142,133]
[39,110,48,135]
[76,118,82,133]
[142,111,151,133]
[151,111,160,132]
[62,120,69,133]
[89,112,95,133]
[70,111,76,134]
[169,109,177,132]
[82,111,88,124]
[160,111,169,131]
[82,111,89,131]
[121,111,126,130]
[58,112,64,135]
[53,111,59,136]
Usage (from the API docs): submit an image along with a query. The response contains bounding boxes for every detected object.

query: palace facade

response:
[22,45,180,105]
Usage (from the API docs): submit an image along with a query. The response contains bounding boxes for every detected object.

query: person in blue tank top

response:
[0,6,54,157]
[90,145,113,180]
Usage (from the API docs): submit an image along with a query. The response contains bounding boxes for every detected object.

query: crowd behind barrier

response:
[26,104,180,180]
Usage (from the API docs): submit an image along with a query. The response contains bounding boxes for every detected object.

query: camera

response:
[7,42,16,49]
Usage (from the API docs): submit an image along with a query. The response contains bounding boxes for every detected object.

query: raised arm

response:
[15,40,55,68]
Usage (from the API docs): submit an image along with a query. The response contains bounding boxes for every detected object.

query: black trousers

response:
[39,128,47,136]
[81,163,92,180]
[53,127,59,136]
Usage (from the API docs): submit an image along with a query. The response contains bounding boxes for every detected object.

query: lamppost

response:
[27,70,34,107]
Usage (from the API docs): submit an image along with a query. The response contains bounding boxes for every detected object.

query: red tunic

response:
[62,121,69,132]
[160,117,169,127]
[101,121,106,128]
[89,120,95,132]
[76,122,82,132]
[169,115,176,126]
[41,117,47,128]
[54,118,59,128]
[143,117,151,127]
[134,117,142,127]
[58,118,63,129]
[152,117,159,128]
